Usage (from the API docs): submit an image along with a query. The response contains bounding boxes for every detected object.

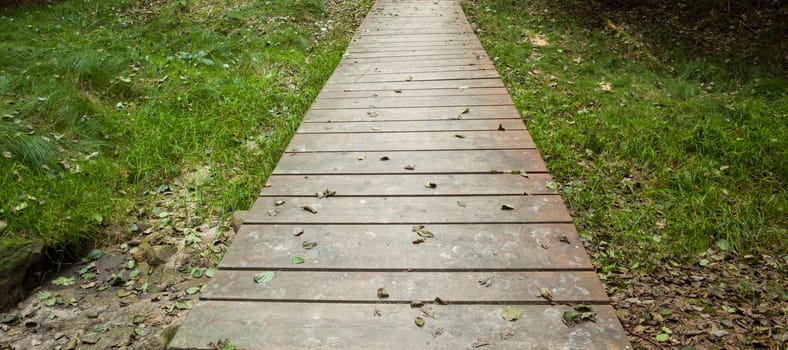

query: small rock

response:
[232,210,248,232]
[132,244,178,267]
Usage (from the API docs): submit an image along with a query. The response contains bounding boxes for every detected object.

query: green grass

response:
[463,0,787,269]
[0,0,371,254]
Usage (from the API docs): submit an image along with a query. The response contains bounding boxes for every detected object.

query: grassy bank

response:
[464,0,786,266]
[0,0,370,253]
[464,0,786,347]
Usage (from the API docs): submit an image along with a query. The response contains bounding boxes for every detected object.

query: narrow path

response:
[169,0,631,348]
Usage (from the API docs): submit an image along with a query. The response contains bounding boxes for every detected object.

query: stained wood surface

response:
[169,0,630,348]
[202,271,608,303]
[287,131,534,152]
[221,224,592,270]
[297,119,523,133]
[304,105,517,122]
[273,150,548,174]
[245,196,572,224]
[170,303,630,350]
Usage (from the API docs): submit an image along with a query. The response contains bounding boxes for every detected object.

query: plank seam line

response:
[337,62,486,69]
[284,148,536,153]
[271,171,551,176]
[257,194,561,198]
[295,130,526,134]
[344,56,490,62]
[216,267,594,272]
[301,118,521,123]
[198,298,611,305]
[311,104,516,111]
[241,221,576,225]
[315,93,508,99]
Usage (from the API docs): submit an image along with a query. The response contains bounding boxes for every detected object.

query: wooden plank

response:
[336,59,494,71]
[344,48,478,59]
[296,119,523,133]
[222,224,590,270]
[333,63,495,76]
[322,79,503,93]
[312,94,511,109]
[325,70,500,84]
[245,196,572,224]
[202,271,608,303]
[273,150,547,174]
[357,30,474,36]
[261,174,555,196]
[317,86,506,99]
[169,302,631,350]
[346,41,484,51]
[352,34,477,43]
[346,41,482,50]
[342,53,488,63]
[287,130,534,152]
[304,105,518,122]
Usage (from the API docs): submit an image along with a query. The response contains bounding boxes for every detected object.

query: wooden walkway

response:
[169,0,631,348]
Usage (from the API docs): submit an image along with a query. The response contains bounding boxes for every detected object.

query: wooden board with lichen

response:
[168,0,631,348]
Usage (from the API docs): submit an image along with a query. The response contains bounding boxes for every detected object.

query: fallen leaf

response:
[434,296,448,305]
[405,76,412,81]
[457,201,467,207]
[454,134,466,139]
[267,209,280,216]
[499,326,515,340]
[404,164,416,170]
[416,229,434,238]
[367,111,378,118]
[302,206,318,214]
[471,339,491,348]
[377,288,389,298]
[357,155,367,161]
[292,227,304,236]
[414,317,425,327]
[460,107,470,115]
[655,333,670,342]
[538,287,553,301]
[52,277,75,286]
[559,235,570,244]
[254,271,276,284]
[91,323,108,333]
[291,256,305,264]
[380,156,390,161]
[501,204,515,210]
[424,182,437,189]
[501,306,521,321]
[458,86,469,90]
[410,300,424,308]
[302,241,318,250]
[562,305,597,327]
[186,287,199,295]
[497,124,505,131]
[394,89,402,93]
[478,277,493,287]
[412,237,426,244]
[37,291,52,300]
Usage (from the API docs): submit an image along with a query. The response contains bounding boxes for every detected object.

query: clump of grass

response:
[464,0,787,266]
[0,0,371,254]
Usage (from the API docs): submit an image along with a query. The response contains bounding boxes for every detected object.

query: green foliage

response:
[465,0,787,266]
[0,0,371,253]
